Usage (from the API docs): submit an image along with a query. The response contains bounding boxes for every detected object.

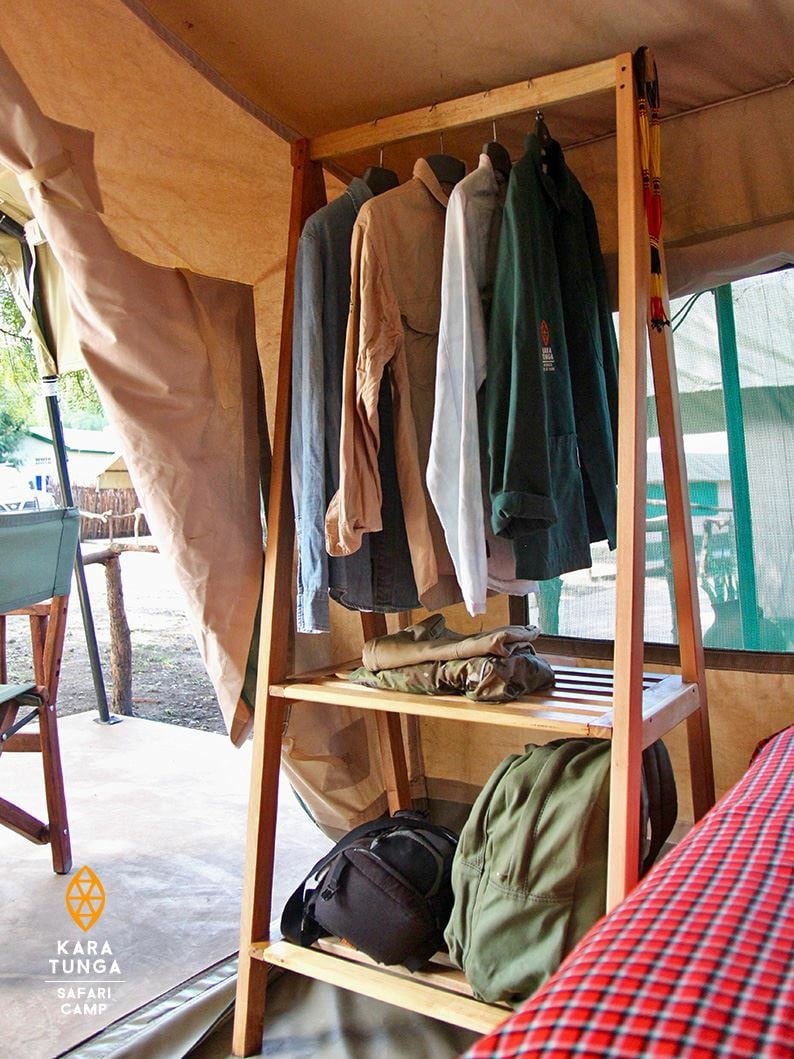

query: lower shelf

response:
[251,938,510,1035]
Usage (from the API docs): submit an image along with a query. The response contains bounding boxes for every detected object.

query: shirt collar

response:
[524,133,575,211]
[477,153,500,188]
[412,158,450,207]
[345,177,374,213]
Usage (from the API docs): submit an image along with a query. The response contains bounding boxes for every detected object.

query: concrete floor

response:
[0,712,329,1059]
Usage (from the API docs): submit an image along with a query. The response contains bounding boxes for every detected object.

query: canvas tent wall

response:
[0,1,790,793]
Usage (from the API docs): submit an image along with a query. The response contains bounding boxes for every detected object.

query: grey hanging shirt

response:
[291,178,419,633]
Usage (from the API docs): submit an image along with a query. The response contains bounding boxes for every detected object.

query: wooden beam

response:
[607,53,648,911]
[257,940,508,1034]
[309,59,616,160]
[0,794,48,844]
[232,139,328,1059]
[649,262,715,818]
[359,612,413,812]
[1,733,40,752]
[39,697,72,873]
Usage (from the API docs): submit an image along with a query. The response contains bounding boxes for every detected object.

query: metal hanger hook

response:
[492,120,497,141]
[379,146,384,168]
[439,131,445,153]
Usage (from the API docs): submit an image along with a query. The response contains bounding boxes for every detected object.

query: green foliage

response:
[57,370,105,426]
[0,408,25,463]
[0,272,106,429]
[0,281,37,423]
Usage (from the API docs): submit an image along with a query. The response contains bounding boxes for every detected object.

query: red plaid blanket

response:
[464,726,794,1058]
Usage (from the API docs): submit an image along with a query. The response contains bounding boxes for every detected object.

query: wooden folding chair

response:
[0,507,80,874]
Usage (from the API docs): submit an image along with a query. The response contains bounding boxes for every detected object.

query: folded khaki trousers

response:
[361,613,540,671]
[349,648,554,703]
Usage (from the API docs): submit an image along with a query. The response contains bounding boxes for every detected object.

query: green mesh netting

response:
[529,269,793,653]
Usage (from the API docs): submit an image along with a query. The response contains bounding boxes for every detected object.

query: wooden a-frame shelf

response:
[232,51,716,1056]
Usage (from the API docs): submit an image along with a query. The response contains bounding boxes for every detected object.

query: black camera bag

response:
[280,810,458,971]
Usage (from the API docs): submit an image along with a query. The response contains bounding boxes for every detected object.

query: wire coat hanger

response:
[482,119,512,183]
[426,130,466,189]
[362,145,399,195]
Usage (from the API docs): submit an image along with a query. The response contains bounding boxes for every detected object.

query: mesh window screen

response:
[528,269,793,653]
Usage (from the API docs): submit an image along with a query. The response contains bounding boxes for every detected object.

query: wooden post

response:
[648,270,715,818]
[308,58,616,160]
[82,548,134,715]
[232,140,328,1058]
[607,53,648,911]
[360,611,412,812]
[104,555,133,715]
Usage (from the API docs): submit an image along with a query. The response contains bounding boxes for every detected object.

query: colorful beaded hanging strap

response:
[633,46,670,332]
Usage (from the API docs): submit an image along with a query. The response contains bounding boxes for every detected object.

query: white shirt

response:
[427,154,536,614]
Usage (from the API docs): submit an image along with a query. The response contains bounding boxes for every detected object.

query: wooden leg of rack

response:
[607,53,648,911]
[507,594,529,625]
[685,697,715,820]
[233,139,328,1057]
[360,612,412,812]
[649,252,715,821]
[233,692,288,1056]
[376,711,412,810]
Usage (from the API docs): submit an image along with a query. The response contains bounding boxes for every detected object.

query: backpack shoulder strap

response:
[641,739,678,873]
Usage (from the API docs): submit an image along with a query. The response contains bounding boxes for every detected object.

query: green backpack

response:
[443,737,676,1005]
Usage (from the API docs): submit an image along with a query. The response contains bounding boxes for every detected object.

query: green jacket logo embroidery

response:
[540,319,555,371]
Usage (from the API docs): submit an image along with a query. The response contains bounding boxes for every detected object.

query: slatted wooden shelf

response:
[251,938,510,1035]
[271,664,701,745]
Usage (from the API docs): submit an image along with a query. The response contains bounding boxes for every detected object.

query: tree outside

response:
[0,272,106,466]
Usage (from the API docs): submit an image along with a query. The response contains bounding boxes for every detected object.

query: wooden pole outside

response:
[103,556,133,716]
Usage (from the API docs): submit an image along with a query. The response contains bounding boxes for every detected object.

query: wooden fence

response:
[52,485,150,541]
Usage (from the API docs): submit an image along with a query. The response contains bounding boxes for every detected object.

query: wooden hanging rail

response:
[308,57,616,160]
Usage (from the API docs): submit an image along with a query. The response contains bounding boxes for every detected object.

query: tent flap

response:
[0,42,265,739]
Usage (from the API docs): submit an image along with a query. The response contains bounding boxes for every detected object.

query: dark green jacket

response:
[486,134,618,580]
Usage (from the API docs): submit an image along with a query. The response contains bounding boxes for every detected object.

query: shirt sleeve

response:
[427,185,489,615]
[325,212,402,556]
[290,229,330,632]
[583,193,619,457]
[486,172,558,539]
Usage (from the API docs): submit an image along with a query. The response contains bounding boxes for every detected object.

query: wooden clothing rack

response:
[232,52,715,1056]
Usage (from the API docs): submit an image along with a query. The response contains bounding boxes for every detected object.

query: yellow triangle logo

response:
[65,865,106,931]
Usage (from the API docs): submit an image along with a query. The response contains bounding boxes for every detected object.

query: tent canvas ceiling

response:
[0,0,791,742]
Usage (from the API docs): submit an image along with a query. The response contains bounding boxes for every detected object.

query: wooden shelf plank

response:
[309,58,616,160]
[271,679,613,735]
[252,940,509,1035]
[270,666,699,745]
[313,938,488,1000]
[639,677,702,747]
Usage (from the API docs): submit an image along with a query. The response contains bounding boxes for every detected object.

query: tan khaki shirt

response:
[325,159,461,608]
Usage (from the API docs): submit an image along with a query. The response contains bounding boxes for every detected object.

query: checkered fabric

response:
[464,726,794,1059]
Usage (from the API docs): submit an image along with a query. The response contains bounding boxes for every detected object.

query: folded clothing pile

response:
[348,613,555,702]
